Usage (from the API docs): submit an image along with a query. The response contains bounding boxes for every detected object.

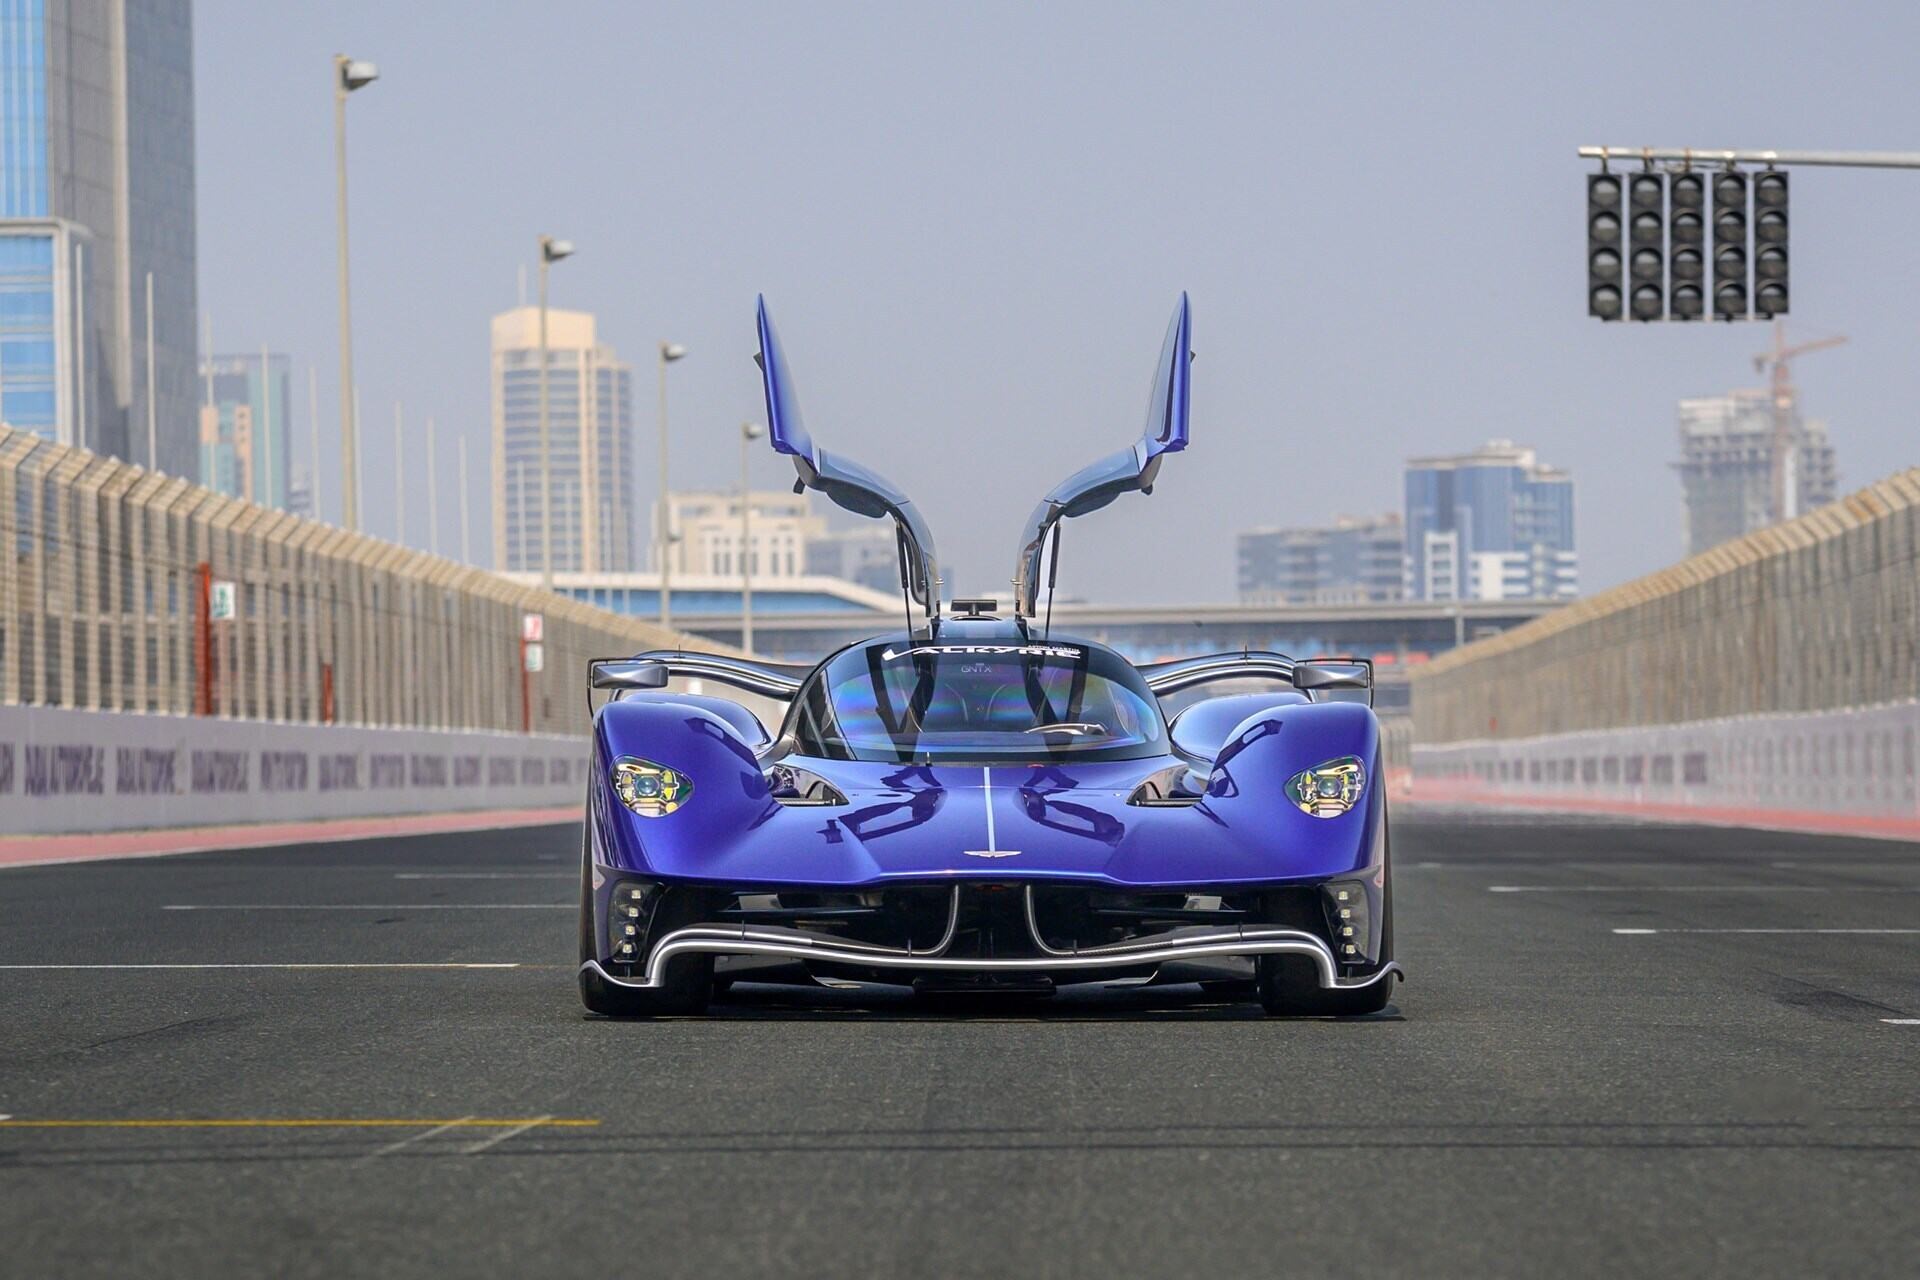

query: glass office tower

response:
[1404,440,1577,602]
[0,0,199,476]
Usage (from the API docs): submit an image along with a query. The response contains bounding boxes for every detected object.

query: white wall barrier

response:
[0,705,587,835]
[1412,699,1920,822]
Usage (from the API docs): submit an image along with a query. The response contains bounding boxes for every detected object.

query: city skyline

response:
[113,3,1920,601]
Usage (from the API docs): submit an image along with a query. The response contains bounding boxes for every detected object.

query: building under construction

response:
[1673,327,1841,557]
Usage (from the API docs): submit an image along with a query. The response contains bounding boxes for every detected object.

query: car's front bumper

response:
[582,883,1400,993]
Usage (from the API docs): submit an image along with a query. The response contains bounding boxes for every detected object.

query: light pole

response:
[333,53,378,531]
[536,234,573,592]
[656,340,687,629]
[740,421,764,653]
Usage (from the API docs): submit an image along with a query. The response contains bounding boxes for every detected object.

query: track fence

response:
[1410,467,1920,827]
[0,424,706,737]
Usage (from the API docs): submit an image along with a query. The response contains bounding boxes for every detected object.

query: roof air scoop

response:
[755,297,941,620]
[1011,294,1191,617]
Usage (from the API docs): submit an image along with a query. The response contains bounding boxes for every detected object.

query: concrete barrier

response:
[1413,699,1920,836]
[0,704,587,835]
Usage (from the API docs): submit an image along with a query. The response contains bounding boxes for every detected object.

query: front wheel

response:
[1256,955,1392,1016]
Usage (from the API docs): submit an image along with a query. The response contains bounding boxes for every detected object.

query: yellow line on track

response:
[0,1118,598,1129]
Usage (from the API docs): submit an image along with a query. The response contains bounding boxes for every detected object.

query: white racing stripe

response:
[962,766,1019,858]
[985,766,996,851]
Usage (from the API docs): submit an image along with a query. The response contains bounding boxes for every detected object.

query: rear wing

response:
[589,652,809,701]
[1137,652,1373,705]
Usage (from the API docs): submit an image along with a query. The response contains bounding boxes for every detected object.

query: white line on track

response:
[1883,1019,1920,1025]
[1488,884,1904,894]
[1613,928,1920,935]
[462,1114,551,1155]
[0,963,523,971]
[159,904,569,911]
[393,873,572,880]
[362,1116,477,1161]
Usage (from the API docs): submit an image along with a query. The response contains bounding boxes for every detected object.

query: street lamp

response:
[332,53,377,532]
[656,340,687,629]
[740,421,764,653]
[536,234,574,592]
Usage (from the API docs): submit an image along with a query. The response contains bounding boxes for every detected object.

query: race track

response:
[2,816,1916,1278]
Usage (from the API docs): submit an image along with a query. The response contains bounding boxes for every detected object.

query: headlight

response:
[612,756,693,817]
[1285,756,1366,818]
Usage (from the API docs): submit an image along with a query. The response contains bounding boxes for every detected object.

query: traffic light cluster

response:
[1588,169,1787,321]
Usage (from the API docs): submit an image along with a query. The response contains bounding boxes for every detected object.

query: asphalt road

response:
[2,814,1917,1278]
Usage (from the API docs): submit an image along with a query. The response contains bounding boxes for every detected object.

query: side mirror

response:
[1292,659,1372,705]
[590,659,670,691]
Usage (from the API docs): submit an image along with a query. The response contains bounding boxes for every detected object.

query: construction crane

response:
[1753,321,1846,525]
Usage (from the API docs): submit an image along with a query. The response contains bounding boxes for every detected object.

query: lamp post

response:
[536,235,573,592]
[740,421,764,653]
[332,53,377,531]
[656,340,687,629]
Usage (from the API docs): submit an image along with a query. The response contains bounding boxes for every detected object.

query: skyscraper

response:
[490,306,635,572]
[1236,513,1405,606]
[198,352,291,508]
[1674,389,1837,556]
[1405,440,1577,602]
[0,0,198,475]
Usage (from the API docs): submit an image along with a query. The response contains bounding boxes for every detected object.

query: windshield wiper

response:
[1024,722,1107,736]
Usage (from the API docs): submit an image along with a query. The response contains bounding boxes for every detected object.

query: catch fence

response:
[0,425,695,736]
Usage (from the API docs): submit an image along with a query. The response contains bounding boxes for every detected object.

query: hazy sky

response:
[196,1,1920,603]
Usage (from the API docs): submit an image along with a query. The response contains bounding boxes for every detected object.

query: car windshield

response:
[789,639,1168,764]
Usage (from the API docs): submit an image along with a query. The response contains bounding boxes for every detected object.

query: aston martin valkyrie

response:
[578,296,1400,1017]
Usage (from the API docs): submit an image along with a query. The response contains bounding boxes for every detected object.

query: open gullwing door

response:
[1010,294,1190,617]
[756,296,941,618]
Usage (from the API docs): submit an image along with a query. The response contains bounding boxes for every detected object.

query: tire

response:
[1257,954,1392,1016]
[577,819,712,1018]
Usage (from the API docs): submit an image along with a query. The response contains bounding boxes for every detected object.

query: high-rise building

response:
[1674,389,1837,556]
[198,352,291,507]
[653,489,825,579]
[491,306,635,572]
[1405,440,1577,602]
[806,524,905,596]
[1237,513,1405,606]
[0,0,198,475]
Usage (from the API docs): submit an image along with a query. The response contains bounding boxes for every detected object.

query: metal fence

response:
[0,425,699,736]
[1411,468,1920,744]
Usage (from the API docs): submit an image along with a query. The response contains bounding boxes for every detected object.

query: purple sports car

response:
[577,297,1401,1017]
